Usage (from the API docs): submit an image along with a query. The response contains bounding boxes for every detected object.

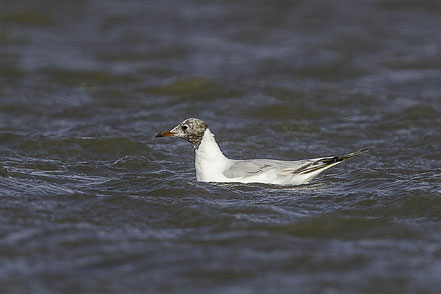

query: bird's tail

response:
[322,148,370,165]
[296,148,370,175]
[340,148,370,160]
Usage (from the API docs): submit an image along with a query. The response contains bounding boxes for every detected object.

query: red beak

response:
[155,130,174,138]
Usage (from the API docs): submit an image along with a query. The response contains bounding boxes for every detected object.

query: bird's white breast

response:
[194,129,231,182]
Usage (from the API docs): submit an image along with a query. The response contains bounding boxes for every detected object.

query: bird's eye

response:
[182,125,188,131]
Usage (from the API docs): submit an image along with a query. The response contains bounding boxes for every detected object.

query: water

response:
[1,0,441,292]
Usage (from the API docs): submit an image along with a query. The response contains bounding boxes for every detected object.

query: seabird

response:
[155,118,367,186]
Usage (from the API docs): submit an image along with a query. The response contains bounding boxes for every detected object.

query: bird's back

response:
[222,148,368,185]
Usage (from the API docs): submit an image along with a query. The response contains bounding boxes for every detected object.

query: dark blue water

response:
[1,0,441,293]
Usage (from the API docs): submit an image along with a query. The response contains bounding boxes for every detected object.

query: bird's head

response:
[155,118,208,149]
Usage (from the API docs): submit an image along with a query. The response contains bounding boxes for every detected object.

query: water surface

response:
[1,0,441,293]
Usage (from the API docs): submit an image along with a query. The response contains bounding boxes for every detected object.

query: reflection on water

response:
[1,0,441,292]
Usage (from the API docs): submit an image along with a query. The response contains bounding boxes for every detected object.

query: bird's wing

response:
[223,158,315,178]
[223,149,368,179]
[291,149,367,174]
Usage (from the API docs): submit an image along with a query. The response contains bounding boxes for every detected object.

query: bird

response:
[155,118,367,186]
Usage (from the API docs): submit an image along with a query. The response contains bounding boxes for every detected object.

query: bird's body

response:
[156,118,367,186]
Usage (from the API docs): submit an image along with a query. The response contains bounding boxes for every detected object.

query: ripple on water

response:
[267,215,419,239]
[399,104,440,121]
[97,45,191,62]
[144,77,241,100]
[246,103,332,120]
[0,162,9,177]
[0,31,22,45]
[2,10,53,26]
[12,136,155,161]
[42,69,138,87]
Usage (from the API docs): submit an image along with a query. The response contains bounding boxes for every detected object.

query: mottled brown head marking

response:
[155,118,208,149]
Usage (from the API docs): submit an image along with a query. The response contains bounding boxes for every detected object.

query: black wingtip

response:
[340,147,370,161]
[298,147,371,175]
[359,147,372,153]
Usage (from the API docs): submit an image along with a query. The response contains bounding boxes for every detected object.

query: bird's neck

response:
[195,129,227,159]
[194,129,230,181]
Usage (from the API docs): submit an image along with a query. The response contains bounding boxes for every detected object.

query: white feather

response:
[193,128,361,186]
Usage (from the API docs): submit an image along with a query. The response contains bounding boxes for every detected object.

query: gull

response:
[155,118,367,186]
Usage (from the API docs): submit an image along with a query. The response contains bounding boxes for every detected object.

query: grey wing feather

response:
[223,159,314,178]
[223,160,270,178]
[223,148,368,178]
